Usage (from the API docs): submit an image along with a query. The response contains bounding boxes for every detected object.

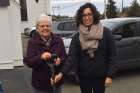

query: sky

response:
[51,0,140,17]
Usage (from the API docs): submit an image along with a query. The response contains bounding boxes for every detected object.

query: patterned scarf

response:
[79,22,104,58]
[41,36,52,47]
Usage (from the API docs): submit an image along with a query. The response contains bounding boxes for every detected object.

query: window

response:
[63,21,77,31]
[20,0,28,21]
[57,22,65,31]
[114,22,137,38]
[57,21,77,31]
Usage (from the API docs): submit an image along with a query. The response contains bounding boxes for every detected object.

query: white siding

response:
[0,0,51,69]
[0,7,14,69]
[21,0,51,33]
[0,0,23,69]
[9,0,23,66]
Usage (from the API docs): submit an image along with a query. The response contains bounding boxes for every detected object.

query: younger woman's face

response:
[82,8,94,27]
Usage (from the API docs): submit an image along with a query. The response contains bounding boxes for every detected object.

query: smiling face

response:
[82,8,94,27]
[36,17,52,38]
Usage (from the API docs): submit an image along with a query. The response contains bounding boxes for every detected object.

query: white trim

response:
[13,59,24,66]
[0,60,14,69]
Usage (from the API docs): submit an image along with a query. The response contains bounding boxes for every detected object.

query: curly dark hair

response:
[76,2,100,27]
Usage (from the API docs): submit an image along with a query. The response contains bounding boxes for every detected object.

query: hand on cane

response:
[105,77,112,87]
[41,52,51,61]
[51,73,63,85]
[51,77,55,85]
[54,58,61,66]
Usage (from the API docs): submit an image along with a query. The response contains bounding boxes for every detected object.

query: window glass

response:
[57,21,77,31]
[113,22,137,38]
[57,22,65,31]
[20,0,28,21]
[63,21,77,31]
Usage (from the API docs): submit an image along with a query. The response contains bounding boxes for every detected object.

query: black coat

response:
[61,27,117,78]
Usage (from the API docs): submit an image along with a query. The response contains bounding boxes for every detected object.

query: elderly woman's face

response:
[82,8,93,27]
[37,19,52,38]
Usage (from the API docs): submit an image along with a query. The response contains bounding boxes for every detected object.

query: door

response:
[113,22,138,69]
[133,21,140,65]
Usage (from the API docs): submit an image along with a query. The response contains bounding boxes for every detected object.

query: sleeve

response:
[54,37,67,72]
[23,39,46,68]
[58,37,67,64]
[61,33,80,75]
[105,28,118,78]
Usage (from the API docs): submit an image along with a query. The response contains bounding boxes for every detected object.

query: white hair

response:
[36,14,52,26]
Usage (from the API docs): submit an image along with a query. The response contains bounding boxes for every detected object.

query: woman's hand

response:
[105,77,112,87]
[51,73,63,85]
[41,52,51,61]
[54,57,61,66]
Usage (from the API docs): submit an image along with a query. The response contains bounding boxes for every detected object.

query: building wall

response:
[8,0,23,66]
[0,0,51,69]
[0,7,14,69]
[0,0,23,69]
[21,0,51,33]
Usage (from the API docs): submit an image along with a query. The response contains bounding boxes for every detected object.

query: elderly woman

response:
[54,3,117,93]
[24,15,67,93]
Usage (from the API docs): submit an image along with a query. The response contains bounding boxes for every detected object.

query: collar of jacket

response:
[32,32,60,46]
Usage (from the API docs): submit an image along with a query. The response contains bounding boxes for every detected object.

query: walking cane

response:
[47,54,57,93]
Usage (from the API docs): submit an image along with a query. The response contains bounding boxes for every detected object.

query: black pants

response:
[79,77,105,93]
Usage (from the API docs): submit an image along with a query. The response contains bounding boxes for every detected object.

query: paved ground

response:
[1,65,140,93]
[0,66,32,93]
[0,66,80,93]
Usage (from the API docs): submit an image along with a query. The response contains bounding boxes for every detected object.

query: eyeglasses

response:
[82,13,92,17]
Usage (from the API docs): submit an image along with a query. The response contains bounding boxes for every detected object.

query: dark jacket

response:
[61,27,117,78]
[24,33,67,91]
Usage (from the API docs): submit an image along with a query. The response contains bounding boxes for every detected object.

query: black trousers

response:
[79,77,105,93]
